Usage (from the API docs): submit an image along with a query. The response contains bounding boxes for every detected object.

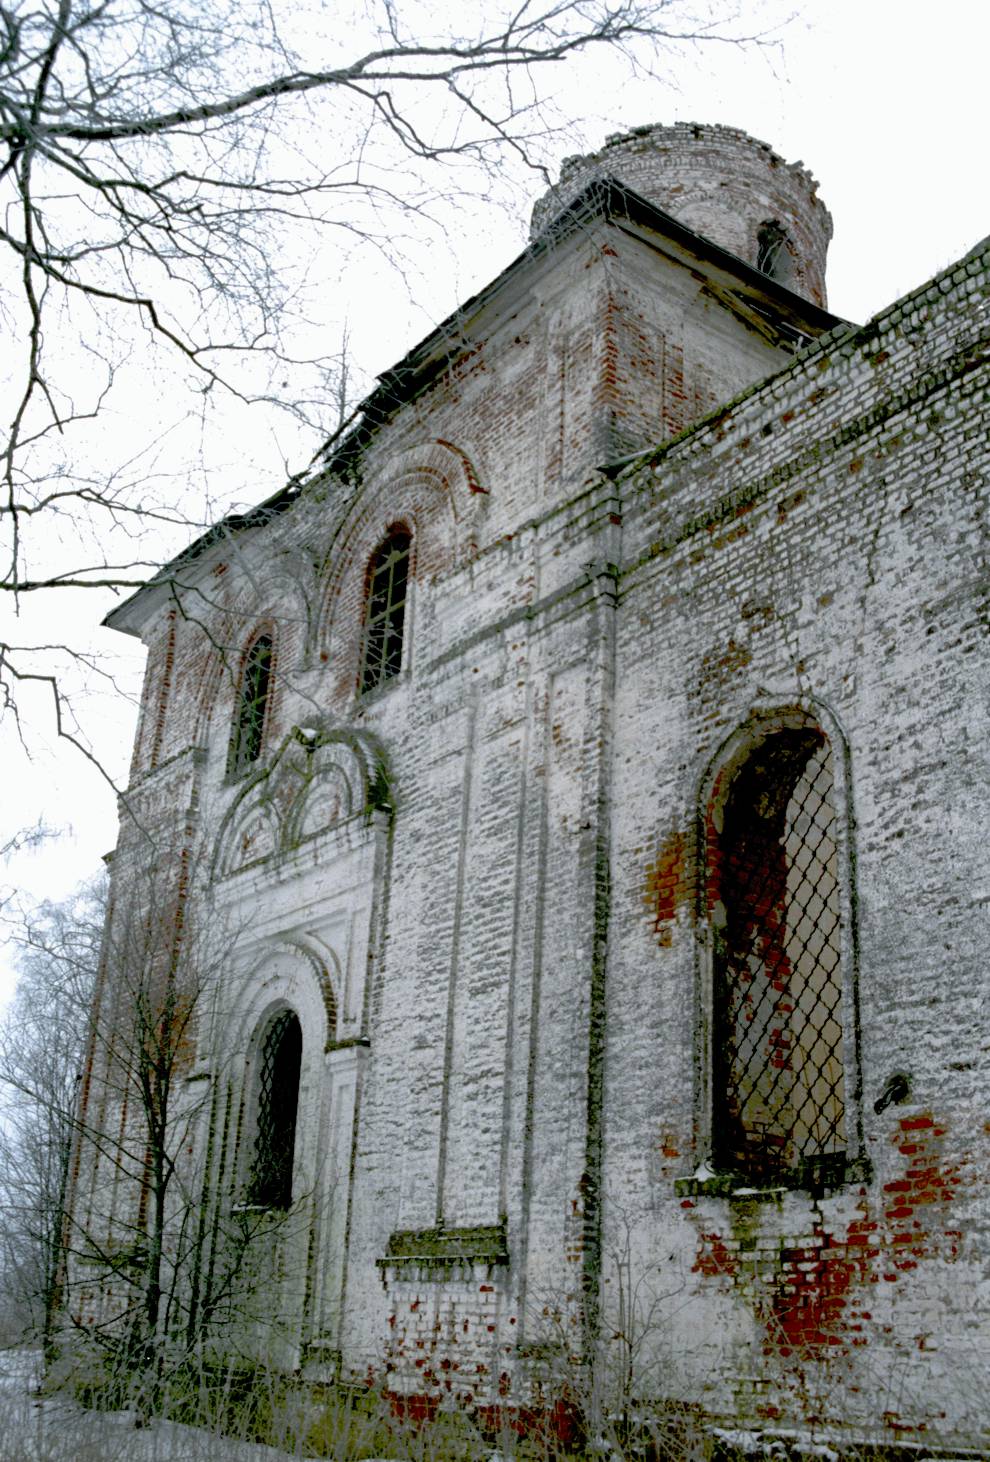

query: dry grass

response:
[5,1342,987,1462]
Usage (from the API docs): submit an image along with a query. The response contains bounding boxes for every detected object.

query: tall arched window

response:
[709,724,847,1186]
[246,1009,302,1210]
[360,527,411,694]
[228,633,272,775]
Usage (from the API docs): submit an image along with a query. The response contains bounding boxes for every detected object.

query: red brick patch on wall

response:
[691,1112,968,1360]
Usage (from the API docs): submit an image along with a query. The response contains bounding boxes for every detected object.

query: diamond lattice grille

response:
[248,1009,301,1209]
[713,729,846,1184]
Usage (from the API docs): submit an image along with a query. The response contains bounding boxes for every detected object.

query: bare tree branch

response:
[0,0,769,764]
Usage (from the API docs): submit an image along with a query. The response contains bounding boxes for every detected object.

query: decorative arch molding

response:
[191,609,277,751]
[231,936,341,1058]
[212,723,392,880]
[387,438,489,508]
[291,935,346,1049]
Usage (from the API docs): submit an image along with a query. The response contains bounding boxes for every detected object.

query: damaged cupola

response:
[531,121,833,308]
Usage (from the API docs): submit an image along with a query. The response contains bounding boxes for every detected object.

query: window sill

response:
[356,669,406,710]
[377,1220,509,1277]
[675,1154,871,1201]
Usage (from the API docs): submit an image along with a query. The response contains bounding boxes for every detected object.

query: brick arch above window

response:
[314,439,488,695]
[384,438,490,514]
[191,609,282,763]
[189,562,311,756]
[695,702,866,1194]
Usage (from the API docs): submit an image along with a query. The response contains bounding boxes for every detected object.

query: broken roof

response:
[105,175,848,636]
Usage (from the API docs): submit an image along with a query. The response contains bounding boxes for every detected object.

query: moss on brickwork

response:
[76,131,990,1452]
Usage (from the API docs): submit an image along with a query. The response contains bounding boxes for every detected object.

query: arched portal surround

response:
[200,938,347,1366]
[227,941,338,1209]
[696,703,866,1191]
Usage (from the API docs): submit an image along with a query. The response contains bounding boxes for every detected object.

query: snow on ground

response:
[0,1350,310,1462]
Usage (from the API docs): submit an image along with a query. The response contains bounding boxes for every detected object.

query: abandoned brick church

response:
[72,123,989,1447]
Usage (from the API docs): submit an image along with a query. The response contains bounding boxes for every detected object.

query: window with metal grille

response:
[246,1009,302,1210]
[360,528,410,694]
[228,634,272,774]
[711,727,846,1186]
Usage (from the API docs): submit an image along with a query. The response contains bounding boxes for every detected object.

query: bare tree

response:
[52,846,204,1389]
[48,847,316,1422]
[0,856,218,1391]
[0,875,106,1353]
[0,0,768,767]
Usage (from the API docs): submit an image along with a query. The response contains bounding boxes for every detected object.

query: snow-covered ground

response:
[0,1350,310,1461]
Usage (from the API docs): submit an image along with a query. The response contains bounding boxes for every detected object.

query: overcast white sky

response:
[2,0,987,994]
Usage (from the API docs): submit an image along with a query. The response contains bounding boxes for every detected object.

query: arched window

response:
[756,219,793,285]
[246,1009,302,1210]
[709,725,846,1186]
[360,527,411,694]
[228,633,272,775]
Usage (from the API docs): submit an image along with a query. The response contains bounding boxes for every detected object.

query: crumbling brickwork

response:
[531,121,833,307]
[606,227,990,1444]
[73,125,989,1451]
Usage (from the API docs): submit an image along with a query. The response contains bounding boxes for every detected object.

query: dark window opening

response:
[360,528,410,694]
[712,728,845,1185]
[756,219,792,283]
[228,634,272,774]
[246,1009,302,1210]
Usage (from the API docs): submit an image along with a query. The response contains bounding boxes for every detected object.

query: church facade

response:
[71,124,989,1449]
